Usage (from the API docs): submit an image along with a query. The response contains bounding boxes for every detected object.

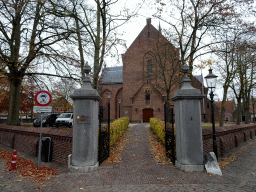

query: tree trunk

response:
[219,85,228,127]
[93,0,101,90]
[244,110,250,124]
[253,103,255,123]
[236,99,241,125]
[244,99,250,124]
[7,79,22,125]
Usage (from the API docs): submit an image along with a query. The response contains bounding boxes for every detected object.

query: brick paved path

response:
[117,123,156,168]
[1,123,256,191]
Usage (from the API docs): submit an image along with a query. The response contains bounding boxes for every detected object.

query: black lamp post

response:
[118,98,121,118]
[107,91,111,135]
[205,68,218,160]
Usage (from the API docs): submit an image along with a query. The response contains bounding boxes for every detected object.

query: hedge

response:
[110,117,129,147]
[150,118,165,144]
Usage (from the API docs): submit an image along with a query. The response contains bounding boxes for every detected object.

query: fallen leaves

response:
[0,149,59,183]
[219,156,237,168]
[148,129,172,165]
[104,130,130,164]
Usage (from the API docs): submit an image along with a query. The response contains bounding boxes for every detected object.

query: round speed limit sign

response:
[35,90,52,106]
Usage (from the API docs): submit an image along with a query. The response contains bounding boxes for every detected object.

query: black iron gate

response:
[98,103,110,164]
[164,102,176,164]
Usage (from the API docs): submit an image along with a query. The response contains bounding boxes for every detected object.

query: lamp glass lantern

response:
[204,68,218,92]
[107,91,111,101]
[118,98,121,118]
[106,91,111,134]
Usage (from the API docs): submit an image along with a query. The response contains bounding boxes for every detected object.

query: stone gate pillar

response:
[68,64,101,173]
[171,65,205,172]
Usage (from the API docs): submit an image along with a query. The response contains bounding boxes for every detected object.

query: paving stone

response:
[1,123,256,191]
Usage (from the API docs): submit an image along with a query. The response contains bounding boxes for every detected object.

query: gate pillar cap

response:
[70,64,101,101]
[171,64,205,101]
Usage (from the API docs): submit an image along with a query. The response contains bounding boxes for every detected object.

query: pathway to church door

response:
[143,108,154,122]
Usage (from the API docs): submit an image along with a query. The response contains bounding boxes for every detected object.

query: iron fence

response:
[164,102,176,164]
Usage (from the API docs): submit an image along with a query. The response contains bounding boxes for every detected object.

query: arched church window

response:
[147,32,151,39]
[145,90,150,101]
[147,60,152,74]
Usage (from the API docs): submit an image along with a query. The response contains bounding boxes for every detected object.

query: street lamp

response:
[205,68,218,160]
[106,91,111,125]
[118,98,121,118]
[107,91,111,101]
[106,91,111,146]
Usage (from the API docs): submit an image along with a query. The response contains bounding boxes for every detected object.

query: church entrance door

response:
[143,108,154,122]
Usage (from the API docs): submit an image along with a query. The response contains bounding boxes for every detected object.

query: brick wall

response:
[202,124,256,157]
[0,125,72,165]
[0,124,255,166]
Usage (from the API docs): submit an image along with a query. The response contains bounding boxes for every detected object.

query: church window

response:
[147,60,152,74]
[147,32,151,39]
[145,92,150,101]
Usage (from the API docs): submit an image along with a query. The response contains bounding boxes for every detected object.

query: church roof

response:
[100,66,123,84]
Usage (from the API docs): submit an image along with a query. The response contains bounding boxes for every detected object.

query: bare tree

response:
[47,0,139,89]
[230,40,256,124]
[213,24,245,127]
[144,36,181,104]
[215,40,236,126]
[0,0,74,125]
[153,0,252,71]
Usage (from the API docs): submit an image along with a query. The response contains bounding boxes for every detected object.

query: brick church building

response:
[99,18,217,123]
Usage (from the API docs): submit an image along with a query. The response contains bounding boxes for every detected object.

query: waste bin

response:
[41,137,52,162]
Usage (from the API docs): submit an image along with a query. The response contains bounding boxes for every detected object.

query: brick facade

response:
[99,18,218,123]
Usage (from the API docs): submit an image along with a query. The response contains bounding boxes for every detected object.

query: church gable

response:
[122,18,180,107]
[131,83,165,105]
[124,18,165,55]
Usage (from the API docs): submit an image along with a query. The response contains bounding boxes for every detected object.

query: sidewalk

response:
[0,123,256,191]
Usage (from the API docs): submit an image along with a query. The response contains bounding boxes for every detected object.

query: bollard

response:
[10,150,17,171]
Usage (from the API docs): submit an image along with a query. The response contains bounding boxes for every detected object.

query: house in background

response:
[215,99,236,122]
[99,18,217,123]
[250,98,256,122]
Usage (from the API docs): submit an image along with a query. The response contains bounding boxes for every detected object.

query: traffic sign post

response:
[34,90,52,170]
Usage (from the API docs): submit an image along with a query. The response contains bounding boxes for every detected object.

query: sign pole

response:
[38,113,43,170]
[34,90,52,170]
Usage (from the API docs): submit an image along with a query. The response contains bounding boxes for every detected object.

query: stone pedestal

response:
[69,65,101,173]
[171,65,205,172]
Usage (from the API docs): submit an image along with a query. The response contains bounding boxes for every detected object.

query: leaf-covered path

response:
[116,123,156,167]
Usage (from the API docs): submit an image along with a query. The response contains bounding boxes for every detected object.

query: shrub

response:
[150,118,165,144]
[150,117,176,160]
[110,117,129,147]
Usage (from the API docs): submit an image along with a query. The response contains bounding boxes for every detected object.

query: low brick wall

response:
[202,124,256,157]
[0,124,255,165]
[0,125,72,165]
